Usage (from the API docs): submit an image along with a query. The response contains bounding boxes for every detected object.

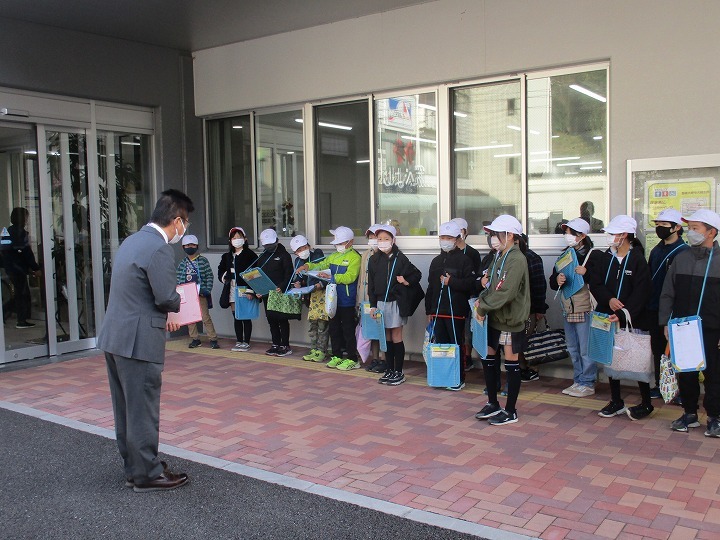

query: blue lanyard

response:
[186,257,201,288]
[651,244,685,280]
[430,284,458,343]
[696,249,714,316]
[605,250,631,298]
[383,256,398,304]
[489,249,511,287]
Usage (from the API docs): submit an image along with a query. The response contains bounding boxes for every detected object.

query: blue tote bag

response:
[234,287,260,320]
[425,284,461,388]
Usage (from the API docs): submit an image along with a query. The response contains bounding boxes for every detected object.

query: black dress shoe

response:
[125,460,169,487]
[133,470,189,493]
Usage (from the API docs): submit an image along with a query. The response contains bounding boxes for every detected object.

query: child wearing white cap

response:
[297,226,362,370]
[452,217,482,372]
[177,234,218,349]
[647,208,688,398]
[660,208,720,436]
[357,225,385,372]
[289,234,328,362]
[587,215,654,421]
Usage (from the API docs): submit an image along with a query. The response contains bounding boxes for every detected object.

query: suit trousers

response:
[105,352,164,483]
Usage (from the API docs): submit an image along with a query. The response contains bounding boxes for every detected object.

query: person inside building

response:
[580,201,605,233]
[177,234,218,349]
[2,207,41,328]
[473,215,530,426]
[660,209,720,436]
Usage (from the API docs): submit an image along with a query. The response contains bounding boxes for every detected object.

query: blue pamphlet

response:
[241,267,278,297]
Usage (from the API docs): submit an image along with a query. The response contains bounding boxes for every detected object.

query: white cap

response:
[602,215,637,234]
[683,209,720,231]
[290,235,309,252]
[330,226,354,245]
[374,224,396,238]
[451,217,468,231]
[484,215,523,235]
[228,226,245,238]
[181,234,199,246]
[654,208,683,225]
[439,221,462,238]
[561,218,591,235]
[365,224,380,237]
[259,229,278,245]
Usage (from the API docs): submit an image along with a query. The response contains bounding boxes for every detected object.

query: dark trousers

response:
[433,316,466,383]
[9,272,31,323]
[234,319,252,343]
[678,327,720,418]
[105,353,164,483]
[267,317,290,347]
[330,305,357,360]
[648,310,666,387]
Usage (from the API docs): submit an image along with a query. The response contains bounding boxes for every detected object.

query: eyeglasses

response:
[177,216,190,229]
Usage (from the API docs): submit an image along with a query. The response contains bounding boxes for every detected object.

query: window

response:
[206,116,254,245]
[375,92,438,236]
[315,100,370,243]
[527,69,608,234]
[452,81,522,235]
[255,110,305,237]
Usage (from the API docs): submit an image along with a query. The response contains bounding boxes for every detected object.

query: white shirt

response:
[147,222,169,244]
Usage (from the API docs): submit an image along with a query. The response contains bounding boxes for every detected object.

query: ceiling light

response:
[593,135,603,140]
[529,129,540,135]
[418,103,437,111]
[295,118,303,123]
[493,153,521,158]
[552,135,560,139]
[232,125,243,129]
[455,144,513,152]
[529,156,580,163]
[356,159,370,164]
[507,125,521,131]
[318,121,352,131]
[556,160,603,167]
[564,171,579,175]
[121,142,141,146]
[401,135,436,144]
[24,150,37,155]
[580,166,603,170]
[569,84,607,102]
[286,151,294,154]
[453,111,468,118]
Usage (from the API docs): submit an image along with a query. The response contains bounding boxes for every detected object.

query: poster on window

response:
[386,97,414,131]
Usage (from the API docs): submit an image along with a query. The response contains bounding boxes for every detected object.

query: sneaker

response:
[562,383,579,395]
[336,359,359,371]
[371,360,387,373]
[265,345,280,356]
[475,402,503,420]
[378,370,394,384]
[241,342,251,351]
[598,401,626,418]
[303,349,318,361]
[365,359,379,372]
[387,372,406,385]
[327,356,344,368]
[649,387,662,400]
[16,321,35,329]
[231,342,244,352]
[446,382,466,391]
[489,410,519,426]
[210,341,220,349]
[276,346,292,357]
[705,417,720,438]
[188,339,202,349]
[520,368,539,382]
[627,404,654,421]
[311,350,326,362]
[671,413,700,432]
[567,385,595,398]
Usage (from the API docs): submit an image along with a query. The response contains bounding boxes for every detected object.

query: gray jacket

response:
[97,225,181,363]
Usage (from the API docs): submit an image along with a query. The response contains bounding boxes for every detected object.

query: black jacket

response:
[292,248,326,288]
[425,247,476,317]
[367,246,422,307]
[461,243,482,274]
[586,247,652,330]
[217,247,258,288]
[253,243,294,293]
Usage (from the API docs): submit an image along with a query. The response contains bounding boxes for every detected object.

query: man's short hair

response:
[150,189,194,227]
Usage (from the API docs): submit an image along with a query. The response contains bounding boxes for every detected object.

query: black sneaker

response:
[671,413,700,432]
[387,372,406,386]
[649,387,662,400]
[445,382,465,391]
[520,368,539,383]
[265,345,280,356]
[371,360,387,373]
[475,402,502,420]
[365,359,379,372]
[598,401,626,418]
[276,346,292,357]
[626,404,654,421]
[489,410,518,426]
[188,339,202,349]
[16,321,36,329]
[705,417,720,438]
[378,370,394,384]
[210,341,220,350]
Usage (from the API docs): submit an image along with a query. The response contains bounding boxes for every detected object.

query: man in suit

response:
[97,189,194,492]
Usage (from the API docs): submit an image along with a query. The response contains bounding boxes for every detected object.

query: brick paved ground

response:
[1,338,719,540]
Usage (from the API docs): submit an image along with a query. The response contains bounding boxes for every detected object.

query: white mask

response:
[687,229,707,247]
[564,233,579,247]
[378,240,393,253]
[606,233,620,248]
[439,239,456,252]
[335,243,348,253]
[169,219,186,245]
[231,238,244,249]
[297,249,310,260]
[367,239,379,251]
[489,236,502,251]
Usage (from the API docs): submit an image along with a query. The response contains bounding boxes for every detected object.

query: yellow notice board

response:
[645,178,713,228]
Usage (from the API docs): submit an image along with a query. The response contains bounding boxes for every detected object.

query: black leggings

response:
[234,319,252,343]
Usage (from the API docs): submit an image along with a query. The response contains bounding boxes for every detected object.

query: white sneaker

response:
[568,385,595,398]
[231,342,244,352]
[562,383,579,395]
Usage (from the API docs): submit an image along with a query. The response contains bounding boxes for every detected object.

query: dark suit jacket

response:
[97,225,181,363]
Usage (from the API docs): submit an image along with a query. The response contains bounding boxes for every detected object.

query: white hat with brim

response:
[439,221,462,238]
[330,226,354,245]
[374,224,396,238]
[259,229,278,245]
[653,209,683,225]
[289,235,309,252]
[451,217,468,231]
[181,234,199,246]
[561,218,591,235]
[483,215,523,235]
[602,215,637,234]
[365,224,381,237]
[683,209,720,231]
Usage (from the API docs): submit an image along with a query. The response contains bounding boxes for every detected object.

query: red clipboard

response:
[167,282,202,326]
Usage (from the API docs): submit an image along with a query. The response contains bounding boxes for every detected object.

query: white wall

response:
[193,0,720,216]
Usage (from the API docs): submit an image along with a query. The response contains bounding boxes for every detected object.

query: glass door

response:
[0,123,49,362]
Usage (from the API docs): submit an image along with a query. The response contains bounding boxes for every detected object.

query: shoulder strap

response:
[697,248,714,315]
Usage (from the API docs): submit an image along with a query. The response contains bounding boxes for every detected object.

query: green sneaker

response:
[311,350,326,362]
[327,356,344,368]
[303,349,318,361]
[336,359,360,371]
